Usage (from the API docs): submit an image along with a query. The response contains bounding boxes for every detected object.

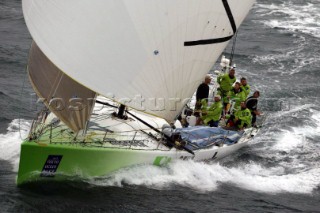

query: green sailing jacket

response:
[228,88,246,111]
[201,101,223,124]
[240,84,250,98]
[217,74,236,93]
[234,108,252,128]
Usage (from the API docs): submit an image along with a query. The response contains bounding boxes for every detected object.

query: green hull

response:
[17,127,255,185]
[17,140,174,186]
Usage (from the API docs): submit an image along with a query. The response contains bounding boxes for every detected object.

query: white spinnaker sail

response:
[22,0,255,122]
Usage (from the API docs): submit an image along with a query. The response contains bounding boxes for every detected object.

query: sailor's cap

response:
[205,74,212,79]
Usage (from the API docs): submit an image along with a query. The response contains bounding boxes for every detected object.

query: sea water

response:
[0,0,319,212]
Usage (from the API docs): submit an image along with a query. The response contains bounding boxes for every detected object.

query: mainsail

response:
[28,42,96,132]
[23,0,255,122]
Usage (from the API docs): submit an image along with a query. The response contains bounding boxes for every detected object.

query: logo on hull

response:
[153,156,171,166]
[41,155,63,177]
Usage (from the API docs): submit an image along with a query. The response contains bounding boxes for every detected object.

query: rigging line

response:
[35,44,64,100]
[52,71,64,98]
[229,31,238,66]
[95,100,159,131]
[20,42,37,139]
[140,129,159,141]
[18,70,28,139]
[95,100,117,108]
[184,0,237,46]
[125,109,194,155]
[229,0,240,64]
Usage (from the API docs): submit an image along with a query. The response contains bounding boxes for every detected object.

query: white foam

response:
[2,112,319,195]
[231,166,320,194]
[88,109,320,194]
[0,119,30,171]
[250,43,310,75]
[256,2,320,38]
[250,2,320,75]
[272,130,304,152]
[88,159,320,194]
[271,104,315,119]
[90,161,221,191]
[311,112,320,133]
[267,107,320,154]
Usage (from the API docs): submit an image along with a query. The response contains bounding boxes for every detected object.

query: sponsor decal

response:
[40,155,63,177]
[179,156,195,160]
[212,152,218,160]
[153,156,171,166]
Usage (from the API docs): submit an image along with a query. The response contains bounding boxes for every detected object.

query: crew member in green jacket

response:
[217,68,236,106]
[240,77,250,98]
[226,102,252,130]
[201,95,223,127]
[228,82,246,112]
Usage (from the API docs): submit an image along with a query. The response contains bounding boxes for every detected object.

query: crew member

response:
[217,68,236,109]
[228,82,246,113]
[227,102,252,130]
[240,77,250,98]
[195,75,212,116]
[246,91,261,127]
[201,95,223,127]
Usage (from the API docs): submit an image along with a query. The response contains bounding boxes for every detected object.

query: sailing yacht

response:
[17,0,256,185]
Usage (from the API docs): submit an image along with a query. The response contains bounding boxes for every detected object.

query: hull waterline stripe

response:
[184,0,237,46]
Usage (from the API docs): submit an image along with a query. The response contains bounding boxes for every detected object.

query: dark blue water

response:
[1,0,320,212]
